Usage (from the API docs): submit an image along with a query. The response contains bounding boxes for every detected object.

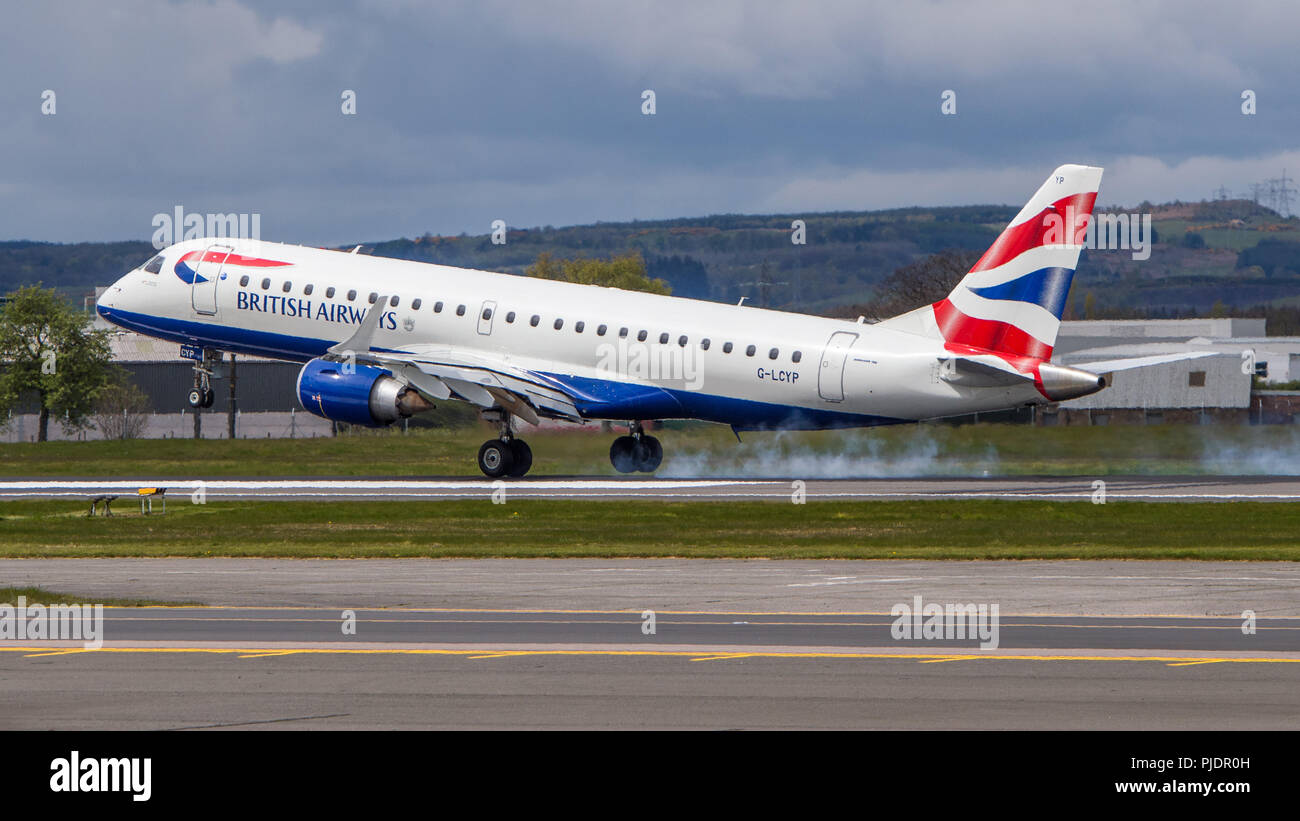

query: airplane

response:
[96,163,1187,477]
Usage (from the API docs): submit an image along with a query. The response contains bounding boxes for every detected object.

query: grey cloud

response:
[1,1,1297,245]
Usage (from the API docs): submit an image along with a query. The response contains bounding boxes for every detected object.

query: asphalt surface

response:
[7,474,1300,501]
[4,559,1298,729]
[8,606,1298,651]
[2,607,1297,730]
[7,651,1296,730]
[3,558,1296,615]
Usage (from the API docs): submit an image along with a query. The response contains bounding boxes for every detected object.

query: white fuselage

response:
[97,238,1048,429]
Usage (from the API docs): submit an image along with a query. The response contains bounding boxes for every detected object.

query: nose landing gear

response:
[187,352,217,408]
[610,421,662,473]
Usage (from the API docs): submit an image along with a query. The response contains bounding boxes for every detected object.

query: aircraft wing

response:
[380,350,584,425]
[322,295,585,424]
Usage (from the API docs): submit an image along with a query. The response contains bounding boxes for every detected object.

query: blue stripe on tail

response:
[967,266,1074,319]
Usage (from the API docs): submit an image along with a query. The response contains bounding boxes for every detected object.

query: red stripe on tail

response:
[932,298,1053,362]
[970,191,1097,273]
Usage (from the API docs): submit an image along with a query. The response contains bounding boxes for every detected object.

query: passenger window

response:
[506,311,516,323]
[434,301,444,313]
[239,275,250,287]
[411,298,422,310]
[347,289,357,301]
[368,292,378,304]
[304,284,314,296]
[554,318,564,330]
[678,335,688,347]
[575,321,585,333]
[701,338,711,350]
[792,351,802,363]
[723,342,733,353]
[143,255,164,274]
[597,324,608,336]
[483,307,493,320]
[262,278,271,290]
[619,327,629,338]
[390,296,399,307]
[282,281,292,293]
[659,332,669,344]
[637,330,648,342]
[326,287,336,298]
[456,304,466,316]
[530,315,540,326]
[746,345,756,357]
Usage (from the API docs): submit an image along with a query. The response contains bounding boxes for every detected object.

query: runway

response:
[7,606,1298,652]
[3,606,1297,730]
[4,559,1298,729]
[6,474,1300,501]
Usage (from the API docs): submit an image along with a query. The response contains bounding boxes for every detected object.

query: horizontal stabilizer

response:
[937,355,1031,387]
[1071,351,1217,373]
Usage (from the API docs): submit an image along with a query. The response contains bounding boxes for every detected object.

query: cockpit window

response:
[142,255,164,274]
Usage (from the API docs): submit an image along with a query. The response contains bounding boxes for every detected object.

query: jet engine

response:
[296,358,433,427]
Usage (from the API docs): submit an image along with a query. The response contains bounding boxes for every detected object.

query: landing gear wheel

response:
[637,435,663,472]
[507,439,533,478]
[610,435,639,473]
[188,388,204,409]
[477,440,515,478]
[202,388,216,408]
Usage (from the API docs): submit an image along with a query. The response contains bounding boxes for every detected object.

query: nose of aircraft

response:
[96,281,119,318]
[96,271,134,324]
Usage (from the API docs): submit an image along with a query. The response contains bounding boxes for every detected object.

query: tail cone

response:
[1038,363,1106,401]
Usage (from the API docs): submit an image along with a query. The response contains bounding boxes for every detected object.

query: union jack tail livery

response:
[883,164,1103,365]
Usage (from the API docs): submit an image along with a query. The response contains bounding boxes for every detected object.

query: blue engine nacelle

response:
[296,358,429,427]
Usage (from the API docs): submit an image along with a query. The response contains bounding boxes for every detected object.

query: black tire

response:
[477,440,515,478]
[203,388,216,408]
[507,439,533,477]
[609,435,639,473]
[188,388,204,408]
[638,435,663,472]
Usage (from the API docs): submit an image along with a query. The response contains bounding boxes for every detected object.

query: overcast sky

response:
[2,0,1298,245]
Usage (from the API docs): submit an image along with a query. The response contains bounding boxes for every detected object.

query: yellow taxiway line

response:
[2,645,1299,666]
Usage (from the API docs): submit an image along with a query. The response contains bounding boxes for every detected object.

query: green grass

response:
[0,499,1297,560]
[1153,219,1300,252]
[2,423,1296,477]
[0,585,199,607]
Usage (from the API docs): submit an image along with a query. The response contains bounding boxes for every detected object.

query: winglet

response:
[327,295,390,358]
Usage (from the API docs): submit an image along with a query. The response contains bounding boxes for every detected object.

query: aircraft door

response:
[817,331,858,402]
[191,244,232,316]
[477,300,497,335]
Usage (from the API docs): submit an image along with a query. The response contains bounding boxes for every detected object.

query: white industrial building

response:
[1047,318,1300,424]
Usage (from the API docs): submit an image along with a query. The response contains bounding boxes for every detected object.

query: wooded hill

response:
[4,198,1299,323]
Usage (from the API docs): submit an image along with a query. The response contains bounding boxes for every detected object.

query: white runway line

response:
[3,478,1300,501]
[0,479,768,491]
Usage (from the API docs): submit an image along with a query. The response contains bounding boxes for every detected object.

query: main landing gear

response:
[477,410,533,478]
[472,414,663,478]
[609,421,662,474]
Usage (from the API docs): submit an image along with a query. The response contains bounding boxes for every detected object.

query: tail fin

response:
[881,164,1102,362]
